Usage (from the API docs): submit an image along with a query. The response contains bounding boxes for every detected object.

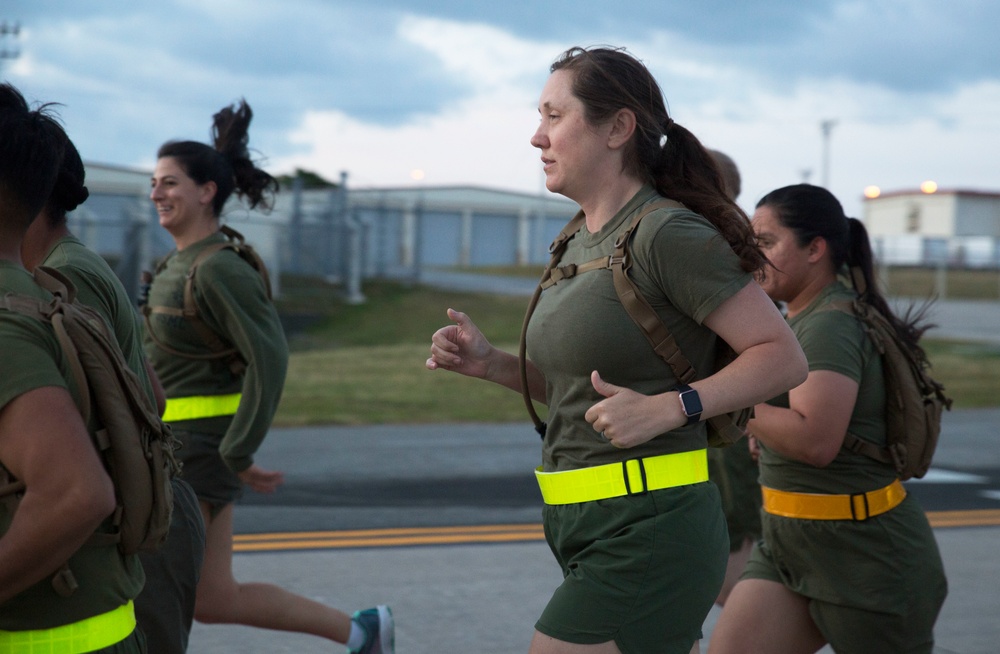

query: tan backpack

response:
[519,200,752,446]
[0,267,180,596]
[824,292,952,480]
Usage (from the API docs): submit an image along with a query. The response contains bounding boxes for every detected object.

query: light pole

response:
[820,119,837,188]
[0,20,20,63]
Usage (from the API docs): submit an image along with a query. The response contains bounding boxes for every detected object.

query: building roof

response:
[83,160,578,216]
[865,188,1000,202]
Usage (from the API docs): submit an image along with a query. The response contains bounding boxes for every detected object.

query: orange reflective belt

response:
[0,600,135,653]
[535,449,709,505]
[762,479,906,521]
[162,393,241,422]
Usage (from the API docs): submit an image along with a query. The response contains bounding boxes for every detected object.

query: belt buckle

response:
[622,458,649,496]
[850,492,870,521]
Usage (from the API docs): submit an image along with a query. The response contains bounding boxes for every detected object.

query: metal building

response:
[862,188,1000,267]
[73,162,578,302]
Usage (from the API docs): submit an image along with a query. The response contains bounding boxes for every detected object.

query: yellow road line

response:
[927,508,1000,527]
[232,510,1000,552]
[233,524,544,552]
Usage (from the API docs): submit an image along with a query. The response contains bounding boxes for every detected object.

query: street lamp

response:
[820,119,837,188]
[0,20,20,62]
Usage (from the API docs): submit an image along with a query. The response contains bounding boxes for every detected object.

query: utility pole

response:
[820,119,837,188]
[1,20,20,64]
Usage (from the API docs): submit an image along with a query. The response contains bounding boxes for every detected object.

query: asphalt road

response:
[187,273,1000,652]
[183,408,1000,654]
[230,410,1000,536]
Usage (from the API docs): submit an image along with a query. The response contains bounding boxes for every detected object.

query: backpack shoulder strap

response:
[518,200,690,436]
[816,297,899,465]
[519,210,586,437]
[606,199,696,384]
[2,268,93,422]
[143,227,271,376]
[219,225,273,300]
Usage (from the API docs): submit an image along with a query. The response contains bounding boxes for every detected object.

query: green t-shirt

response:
[526,186,751,471]
[758,280,897,493]
[0,261,144,630]
[143,231,288,473]
[42,235,156,404]
[749,287,945,617]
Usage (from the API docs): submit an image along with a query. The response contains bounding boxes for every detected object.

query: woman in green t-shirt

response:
[0,82,146,653]
[145,101,393,654]
[427,47,808,654]
[709,184,947,654]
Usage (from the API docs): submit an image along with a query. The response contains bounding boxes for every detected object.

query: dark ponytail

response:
[157,99,278,217]
[550,46,766,275]
[758,184,931,353]
[654,121,764,273]
[47,137,90,226]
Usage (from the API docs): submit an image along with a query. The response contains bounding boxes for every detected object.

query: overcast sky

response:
[3,0,998,218]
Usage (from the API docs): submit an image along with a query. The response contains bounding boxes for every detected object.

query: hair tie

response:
[664,117,675,131]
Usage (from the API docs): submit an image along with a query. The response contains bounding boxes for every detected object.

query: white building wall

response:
[863,193,955,237]
[864,191,1000,239]
[954,196,1000,237]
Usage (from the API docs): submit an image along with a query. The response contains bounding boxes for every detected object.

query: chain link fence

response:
[67,187,1000,305]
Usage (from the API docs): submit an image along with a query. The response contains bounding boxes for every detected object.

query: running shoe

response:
[348,605,394,654]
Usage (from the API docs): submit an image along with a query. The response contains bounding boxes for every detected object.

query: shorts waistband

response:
[0,600,135,653]
[163,393,242,422]
[762,479,906,521]
[535,449,709,505]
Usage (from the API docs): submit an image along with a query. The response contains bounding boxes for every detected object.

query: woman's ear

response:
[807,236,828,263]
[199,180,218,207]
[607,108,637,150]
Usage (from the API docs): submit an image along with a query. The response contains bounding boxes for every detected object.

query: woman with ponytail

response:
[146,100,393,653]
[427,47,806,654]
[709,184,947,654]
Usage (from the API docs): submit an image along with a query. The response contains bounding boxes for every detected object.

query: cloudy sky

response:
[3,0,998,217]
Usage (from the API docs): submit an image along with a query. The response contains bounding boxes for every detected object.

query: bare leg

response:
[528,631,702,654]
[707,579,825,654]
[193,502,353,643]
[714,537,754,607]
[529,631,621,654]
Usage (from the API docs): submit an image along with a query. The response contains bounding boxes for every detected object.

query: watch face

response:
[681,388,703,416]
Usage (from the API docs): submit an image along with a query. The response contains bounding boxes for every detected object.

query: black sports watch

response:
[675,384,703,425]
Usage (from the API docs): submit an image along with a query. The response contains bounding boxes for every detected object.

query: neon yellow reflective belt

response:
[0,600,135,653]
[163,393,242,422]
[535,449,709,505]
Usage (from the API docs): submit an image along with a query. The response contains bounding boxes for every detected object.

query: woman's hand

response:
[584,371,680,448]
[747,433,761,462]
[425,308,496,380]
[238,464,284,494]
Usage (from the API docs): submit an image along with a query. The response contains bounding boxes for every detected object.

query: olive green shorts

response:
[172,428,243,514]
[536,482,728,654]
[742,495,947,654]
[94,627,145,653]
[707,442,762,551]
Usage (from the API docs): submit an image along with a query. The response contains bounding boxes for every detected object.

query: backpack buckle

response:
[608,254,628,269]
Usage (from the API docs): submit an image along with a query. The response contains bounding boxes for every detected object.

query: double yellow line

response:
[233,523,544,552]
[233,509,1000,553]
[927,508,1000,528]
